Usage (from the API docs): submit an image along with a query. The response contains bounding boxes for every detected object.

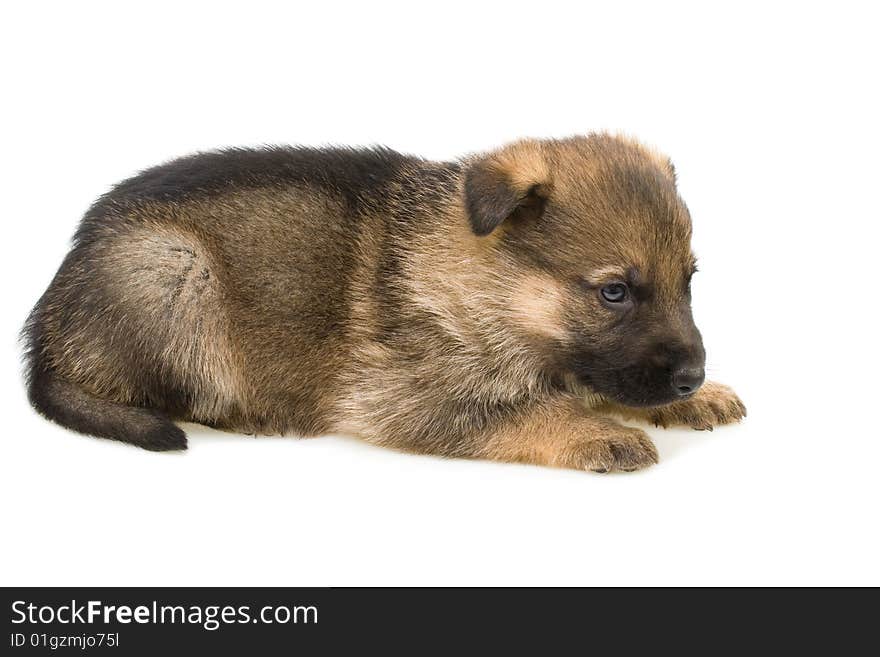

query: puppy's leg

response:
[478,396,658,473]
[602,381,746,431]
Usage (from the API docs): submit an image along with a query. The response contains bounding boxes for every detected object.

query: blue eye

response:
[600,283,628,303]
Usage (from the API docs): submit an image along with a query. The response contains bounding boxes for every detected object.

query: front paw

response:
[572,426,659,473]
[649,381,746,431]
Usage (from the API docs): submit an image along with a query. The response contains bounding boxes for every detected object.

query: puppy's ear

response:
[464,140,552,236]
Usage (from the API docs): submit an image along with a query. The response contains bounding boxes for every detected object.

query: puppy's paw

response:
[572,426,659,473]
[649,381,746,431]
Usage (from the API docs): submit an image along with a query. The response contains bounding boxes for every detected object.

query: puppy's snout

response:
[671,366,705,396]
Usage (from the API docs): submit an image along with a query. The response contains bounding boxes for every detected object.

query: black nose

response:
[671,367,704,396]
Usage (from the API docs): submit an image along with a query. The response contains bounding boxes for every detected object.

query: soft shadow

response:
[177,422,368,452]
[615,417,728,462]
[178,422,259,447]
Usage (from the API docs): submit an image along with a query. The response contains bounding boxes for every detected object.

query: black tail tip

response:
[140,423,188,452]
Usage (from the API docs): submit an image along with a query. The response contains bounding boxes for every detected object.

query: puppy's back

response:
[24,146,419,445]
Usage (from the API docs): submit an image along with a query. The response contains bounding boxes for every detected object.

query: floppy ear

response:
[464,140,552,236]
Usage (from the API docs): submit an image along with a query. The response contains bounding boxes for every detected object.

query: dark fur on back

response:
[105,146,410,208]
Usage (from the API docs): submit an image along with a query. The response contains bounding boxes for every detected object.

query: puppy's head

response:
[465,134,704,407]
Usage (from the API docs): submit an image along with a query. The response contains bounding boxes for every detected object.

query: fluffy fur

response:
[23,135,744,470]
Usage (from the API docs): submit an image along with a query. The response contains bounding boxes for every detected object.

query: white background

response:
[2,1,878,586]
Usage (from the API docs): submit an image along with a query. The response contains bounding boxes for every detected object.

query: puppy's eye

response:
[600,283,629,304]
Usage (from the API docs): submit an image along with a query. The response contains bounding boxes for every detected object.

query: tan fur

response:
[39,216,248,420]
[585,265,628,285]
[478,396,658,472]
[106,221,248,421]
[508,275,569,342]
[619,134,677,181]
[483,138,552,194]
[26,134,744,467]
[604,381,746,431]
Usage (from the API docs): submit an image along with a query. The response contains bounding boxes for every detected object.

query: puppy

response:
[22,134,744,472]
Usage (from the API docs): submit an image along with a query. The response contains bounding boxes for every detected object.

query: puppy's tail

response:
[23,338,187,452]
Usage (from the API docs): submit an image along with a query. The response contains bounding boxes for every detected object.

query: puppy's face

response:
[465,134,705,407]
